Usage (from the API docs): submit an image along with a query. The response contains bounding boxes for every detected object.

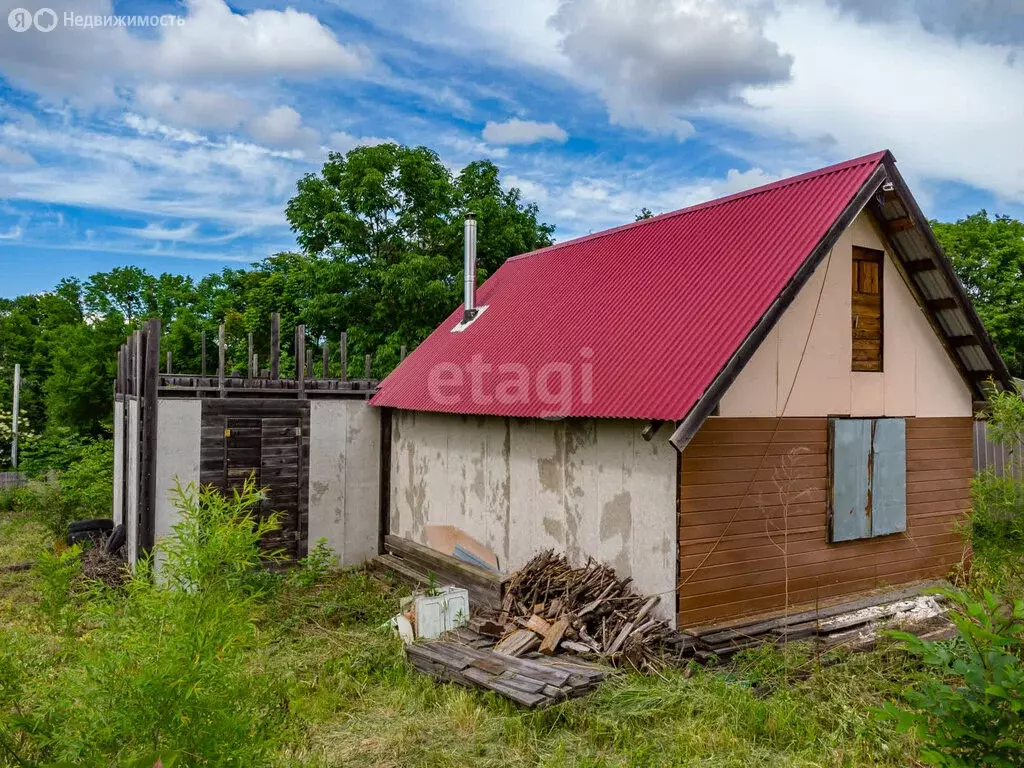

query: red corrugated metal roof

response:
[370,151,888,420]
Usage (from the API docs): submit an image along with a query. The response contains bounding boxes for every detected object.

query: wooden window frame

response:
[852,246,884,372]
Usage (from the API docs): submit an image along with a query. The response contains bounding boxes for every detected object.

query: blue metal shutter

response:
[871,418,907,536]
[831,419,871,542]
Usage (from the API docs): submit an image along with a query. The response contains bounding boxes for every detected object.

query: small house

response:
[370,151,1011,627]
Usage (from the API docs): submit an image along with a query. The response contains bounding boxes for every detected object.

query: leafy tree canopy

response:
[0,143,553,450]
[933,211,1024,376]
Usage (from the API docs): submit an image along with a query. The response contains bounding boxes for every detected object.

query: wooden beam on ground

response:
[270,312,281,380]
[927,297,958,311]
[884,216,915,234]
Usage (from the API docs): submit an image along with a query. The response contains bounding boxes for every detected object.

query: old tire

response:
[104,524,126,555]
[68,518,113,534]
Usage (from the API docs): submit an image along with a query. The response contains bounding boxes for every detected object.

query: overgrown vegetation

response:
[881,590,1024,767]
[2,439,113,538]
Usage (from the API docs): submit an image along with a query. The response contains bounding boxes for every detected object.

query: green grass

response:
[0,506,1004,768]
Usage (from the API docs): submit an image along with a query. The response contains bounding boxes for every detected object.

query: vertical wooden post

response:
[400,345,407,362]
[134,330,142,399]
[201,331,207,377]
[364,354,372,380]
[139,319,160,556]
[340,331,348,382]
[306,346,312,379]
[218,324,226,397]
[296,324,306,397]
[166,350,172,375]
[247,333,254,379]
[10,363,20,469]
[322,343,329,379]
[270,313,280,381]
[253,354,259,379]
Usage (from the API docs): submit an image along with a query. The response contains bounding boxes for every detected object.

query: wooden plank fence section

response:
[974,419,1022,479]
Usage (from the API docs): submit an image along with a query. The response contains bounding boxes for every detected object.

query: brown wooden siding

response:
[677,416,972,627]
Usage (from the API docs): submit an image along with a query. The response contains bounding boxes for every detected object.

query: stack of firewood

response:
[472,550,688,670]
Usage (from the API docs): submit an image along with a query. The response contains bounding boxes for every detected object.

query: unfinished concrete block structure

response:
[371,151,1012,628]
[114,315,380,567]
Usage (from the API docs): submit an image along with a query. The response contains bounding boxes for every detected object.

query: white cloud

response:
[123,114,205,145]
[134,84,251,131]
[247,106,321,156]
[153,0,371,79]
[0,145,36,166]
[328,131,394,154]
[115,222,201,242]
[0,0,370,104]
[551,0,791,138]
[0,118,307,230]
[721,1,1024,202]
[483,118,568,144]
[0,225,22,240]
[439,134,510,160]
[513,164,778,238]
[334,0,790,139]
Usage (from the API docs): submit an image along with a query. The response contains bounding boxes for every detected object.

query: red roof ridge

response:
[508,149,891,263]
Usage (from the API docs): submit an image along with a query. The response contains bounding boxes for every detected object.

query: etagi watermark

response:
[426,348,595,418]
[8,7,185,32]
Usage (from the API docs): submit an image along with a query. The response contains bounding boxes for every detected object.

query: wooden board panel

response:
[199,399,310,561]
[678,417,972,627]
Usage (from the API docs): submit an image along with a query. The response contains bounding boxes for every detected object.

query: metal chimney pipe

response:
[463,213,478,322]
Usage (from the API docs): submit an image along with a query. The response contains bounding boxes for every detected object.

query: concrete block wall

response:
[390,411,679,624]
[307,400,381,566]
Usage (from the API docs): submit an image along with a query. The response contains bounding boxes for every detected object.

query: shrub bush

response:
[878,588,1024,767]
[12,439,113,539]
[1,478,291,767]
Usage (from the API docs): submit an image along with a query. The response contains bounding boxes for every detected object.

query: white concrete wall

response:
[113,400,124,527]
[308,400,381,567]
[153,399,202,547]
[719,211,973,418]
[126,398,140,565]
[391,411,679,624]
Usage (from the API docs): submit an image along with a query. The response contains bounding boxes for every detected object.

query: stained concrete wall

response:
[390,412,679,624]
[308,400,381,566]
[719,210,972,418]
[153,399,202,546]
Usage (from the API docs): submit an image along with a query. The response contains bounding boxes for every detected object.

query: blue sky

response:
[1,0,1023,297]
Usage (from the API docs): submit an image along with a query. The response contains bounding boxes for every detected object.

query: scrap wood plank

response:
[540,616,571,655]
[696,583,946,646]
[494,629,540,657]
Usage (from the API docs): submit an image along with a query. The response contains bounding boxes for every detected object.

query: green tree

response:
[285,143,553,374]
[933,211,1024,376]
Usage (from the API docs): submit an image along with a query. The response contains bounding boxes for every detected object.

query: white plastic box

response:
[414,587,470,639]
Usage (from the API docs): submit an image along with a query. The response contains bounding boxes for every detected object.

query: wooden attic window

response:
[852,246,883,372]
